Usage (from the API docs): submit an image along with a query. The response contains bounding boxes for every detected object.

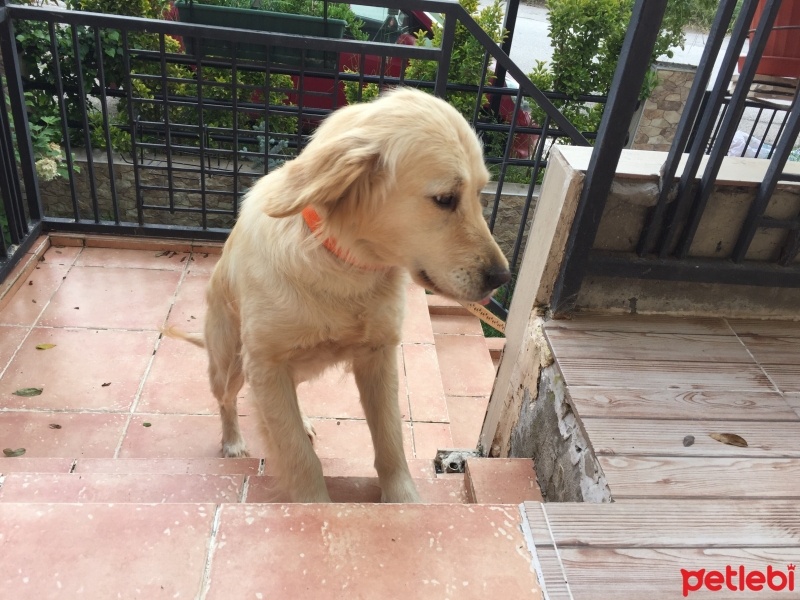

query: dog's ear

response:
[262,128,383,218]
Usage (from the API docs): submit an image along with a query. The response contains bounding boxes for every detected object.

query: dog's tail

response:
[162,326,206,349]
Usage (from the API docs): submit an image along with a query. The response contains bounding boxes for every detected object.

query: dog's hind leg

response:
[353,346,421,503]
[248,360,331,502]
[205,300,248,458]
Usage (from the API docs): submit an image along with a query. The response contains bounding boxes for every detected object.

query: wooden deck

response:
[525,315,800,599]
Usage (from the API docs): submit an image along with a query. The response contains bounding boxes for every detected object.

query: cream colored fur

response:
[177,88,509,503]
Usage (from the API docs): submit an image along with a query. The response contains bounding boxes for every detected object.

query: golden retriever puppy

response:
[177,87,510,503]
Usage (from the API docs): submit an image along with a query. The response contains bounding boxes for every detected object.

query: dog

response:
[170,87,510,502]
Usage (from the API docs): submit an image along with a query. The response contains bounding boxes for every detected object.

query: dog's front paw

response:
[381,479,422,503]
[221,440,250,458]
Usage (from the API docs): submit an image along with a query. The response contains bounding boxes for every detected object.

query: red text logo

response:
[681,564,795,596]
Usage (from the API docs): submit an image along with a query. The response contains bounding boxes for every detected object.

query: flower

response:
[35,157,59,181]
[48,142,61,153]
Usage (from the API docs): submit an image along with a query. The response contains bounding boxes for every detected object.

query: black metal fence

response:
[0,0,597,298]
[552,0,800,313]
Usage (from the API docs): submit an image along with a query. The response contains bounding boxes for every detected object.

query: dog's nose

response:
[484,265,511,289]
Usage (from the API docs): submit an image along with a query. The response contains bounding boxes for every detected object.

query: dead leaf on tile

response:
[49,423,62,429]
[101,382,111,387]
[709,433,748,447]
[143,422,152,427]
[35,343,56,350]
[13,387,43,397]
[155,250,170,257]
[3,448,26,457]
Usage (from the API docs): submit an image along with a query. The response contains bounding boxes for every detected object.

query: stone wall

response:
[632,62,697,152]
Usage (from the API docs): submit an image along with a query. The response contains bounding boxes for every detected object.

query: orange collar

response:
[301,206,384,271]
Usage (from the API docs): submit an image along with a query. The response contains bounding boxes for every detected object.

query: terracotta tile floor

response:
[0,241,496,463]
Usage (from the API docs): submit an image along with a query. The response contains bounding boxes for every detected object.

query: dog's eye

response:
[432,194,457,209]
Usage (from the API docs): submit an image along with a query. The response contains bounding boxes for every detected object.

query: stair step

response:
[466,458,543,503]
[0,502,543,598]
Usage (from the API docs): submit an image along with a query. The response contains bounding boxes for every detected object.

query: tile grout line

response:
[518,503,552,600]
[198,504,224,600]
[722,317,783,394]
[112,251,194,458]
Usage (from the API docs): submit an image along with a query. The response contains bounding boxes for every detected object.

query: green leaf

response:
[3,448,26,457]
[13,387,43,397]
[36,343,56,350]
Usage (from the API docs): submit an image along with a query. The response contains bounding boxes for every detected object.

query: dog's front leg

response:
[354,346,421,503]
[249,364,331,502]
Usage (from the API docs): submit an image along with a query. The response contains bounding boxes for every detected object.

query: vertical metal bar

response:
[231,52,239,218]
[489,88,522,232]
[159,33,175,213]
[0,73,25,244]
[754,108,777,159]
[471,51,491,127]
[48,21,80,221]
[637,0,740,256]
[195,51,207,230]
[261,46,271,179]
[675,0,783,258]
[658,0,760,257]
[435,9,456,98]
[742,106,764,156]
[0,5,41,223]
[71,24,100,222]
[732,92,800,263]
[121,30,144,226]
[493,0,519,91]
[297,50,305,153]
[94,26,120,224]
[550,0,669,315]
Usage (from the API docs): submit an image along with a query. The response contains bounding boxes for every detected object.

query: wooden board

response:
[545,329,753,363]
[559,547,800,600]
[738,335,800,366]
[544,315,731,335]
[760,364,800,394]
[540,500,800,548]
[554,358,775,391]
[566,388,798,421]
[583,419,800,458]
[728,318,800,338]
[598,456,800,498]
[534,546,573,600]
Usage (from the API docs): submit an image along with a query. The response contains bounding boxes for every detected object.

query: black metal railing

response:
[552,0,800,313]
[0,0,597,306]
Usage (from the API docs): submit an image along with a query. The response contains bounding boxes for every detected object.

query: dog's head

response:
[264,87,511,303]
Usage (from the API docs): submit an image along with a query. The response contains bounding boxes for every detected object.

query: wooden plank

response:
[555,358,774,391]
[543,500,800,548]
[598,456,800,498]
[761,364,800,394]
[534,547,573,600]
[545,315,731,335]
[728,318,800,338]
[546,329,753,363]
[524,501,555,548]
[559,547,800,600]
[566,388,799,421]
[787,394,800,419]
[583,419,800,458]
[739,335,800,366]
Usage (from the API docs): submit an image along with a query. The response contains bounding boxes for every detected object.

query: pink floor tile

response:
[0,472,244,503]
[206,504,541,600]
[0,411,127,458]
[42,244,82,265]
[165,273,209,333]
[246,474,466,503]
[0,325,27,371]
[301,457,436,479]
[119,413,264,459]
[0,457,73,473]
[75,247,190,270]
[1,328,157,411]
[73,457,260,474]
[402,343,449,422]
[411,421,453,460]
[446,395,489,448]
[137,335,229,414]
[0,503,213,598]
[187,251,220,274]
[39,266,182,330]
[435,333,496,397]
[0,263,71,326]
[466,458,543,503]
[401,283,435,343]
[308,418,415,461]
[430,313,485,335]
